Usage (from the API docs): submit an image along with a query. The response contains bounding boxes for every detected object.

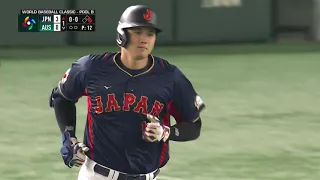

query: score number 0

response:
[69,16,79,23]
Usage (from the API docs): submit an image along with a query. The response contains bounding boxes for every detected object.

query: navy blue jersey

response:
[58,52,202,174]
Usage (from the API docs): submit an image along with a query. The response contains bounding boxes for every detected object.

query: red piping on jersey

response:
[87,96,94,159]
[103,52,109,60]
[159,112,170,167]
[83,88,88,96]
[160,59,164,68]
[167,100,184,123]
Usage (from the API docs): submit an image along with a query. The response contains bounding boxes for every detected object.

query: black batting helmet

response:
[116,5,162,47]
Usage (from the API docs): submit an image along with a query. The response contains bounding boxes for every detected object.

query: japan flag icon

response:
[61,68,71,84]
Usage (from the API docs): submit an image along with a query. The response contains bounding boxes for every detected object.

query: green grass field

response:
[1,44,320,180]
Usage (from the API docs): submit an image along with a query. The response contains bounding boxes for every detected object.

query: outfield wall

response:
[1,0,318,46]
[75,0,272,45]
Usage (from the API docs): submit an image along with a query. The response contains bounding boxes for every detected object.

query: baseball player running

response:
[49,5,205,180]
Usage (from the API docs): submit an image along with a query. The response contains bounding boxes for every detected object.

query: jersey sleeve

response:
[57,55,92,101]
[169,67,205,123]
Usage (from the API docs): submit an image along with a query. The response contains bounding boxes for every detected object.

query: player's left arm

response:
[168,67,205,142]
[143,67,205,143]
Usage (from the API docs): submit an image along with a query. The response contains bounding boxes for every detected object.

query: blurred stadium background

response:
[1,0,320,180]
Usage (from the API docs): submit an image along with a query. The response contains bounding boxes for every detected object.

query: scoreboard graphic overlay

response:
[18,9,95,32]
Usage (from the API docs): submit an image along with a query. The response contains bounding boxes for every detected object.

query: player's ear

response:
[124,29,131,47]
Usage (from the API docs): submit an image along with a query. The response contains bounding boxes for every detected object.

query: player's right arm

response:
[49,55,93,168]
[49,55,92,138]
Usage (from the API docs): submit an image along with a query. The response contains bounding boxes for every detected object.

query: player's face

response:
[127,27,156,60]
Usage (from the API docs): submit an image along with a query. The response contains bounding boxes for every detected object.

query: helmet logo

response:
[143,9,152,21]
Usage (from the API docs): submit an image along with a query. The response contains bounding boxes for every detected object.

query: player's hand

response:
[143,114,170,142]
[60,131,89,168]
